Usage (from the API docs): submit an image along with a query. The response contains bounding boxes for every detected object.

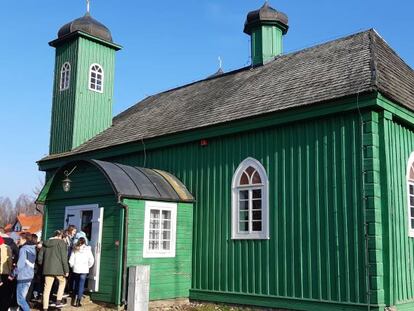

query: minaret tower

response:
[48,3,121,154]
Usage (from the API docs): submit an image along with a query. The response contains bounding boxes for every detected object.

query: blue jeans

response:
[16,281,31,311]
[74,273,87,299]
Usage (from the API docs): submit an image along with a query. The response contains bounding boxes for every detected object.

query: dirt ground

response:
[30,298,291,311]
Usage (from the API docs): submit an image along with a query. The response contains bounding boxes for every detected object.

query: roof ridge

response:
[368,29,379,91]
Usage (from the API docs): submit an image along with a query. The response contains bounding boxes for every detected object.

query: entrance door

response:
[64,204,104,292]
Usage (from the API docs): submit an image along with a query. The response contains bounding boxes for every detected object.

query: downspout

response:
[118,196,129,307]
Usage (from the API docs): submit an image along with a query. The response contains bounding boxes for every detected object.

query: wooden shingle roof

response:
[41,29,414,161]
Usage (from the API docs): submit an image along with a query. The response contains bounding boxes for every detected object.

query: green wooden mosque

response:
[37,2,414,311]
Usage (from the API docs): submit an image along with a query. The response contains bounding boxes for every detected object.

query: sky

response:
[0,1,413,203]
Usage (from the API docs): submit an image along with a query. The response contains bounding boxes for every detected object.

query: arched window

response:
[60,62,71,91]
[232,157,269,239]
[89,64,104,93]
[407,152,414,237]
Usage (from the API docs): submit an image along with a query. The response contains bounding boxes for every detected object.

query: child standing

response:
[69,237,94,307]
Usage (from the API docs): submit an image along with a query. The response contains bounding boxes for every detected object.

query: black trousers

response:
[0,275,13,311]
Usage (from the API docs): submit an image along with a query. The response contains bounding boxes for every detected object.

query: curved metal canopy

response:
[36,159,194,204]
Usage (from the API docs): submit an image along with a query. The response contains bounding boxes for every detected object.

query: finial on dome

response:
[86,0,90,14]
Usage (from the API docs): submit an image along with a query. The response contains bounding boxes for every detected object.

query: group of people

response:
[0,225,95,311]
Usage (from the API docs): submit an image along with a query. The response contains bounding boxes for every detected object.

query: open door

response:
[64,204,104,292]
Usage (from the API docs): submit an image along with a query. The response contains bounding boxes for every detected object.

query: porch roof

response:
[36,159,194,204]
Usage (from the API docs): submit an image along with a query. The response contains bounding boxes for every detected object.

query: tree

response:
[0,179,45,226]
[0,197,15,226]
[15,194,37,215]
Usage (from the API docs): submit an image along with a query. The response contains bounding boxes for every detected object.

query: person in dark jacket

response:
[38,230,69,310]
[11,232,37,311]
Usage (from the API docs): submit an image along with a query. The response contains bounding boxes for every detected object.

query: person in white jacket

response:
[69,237,94,307]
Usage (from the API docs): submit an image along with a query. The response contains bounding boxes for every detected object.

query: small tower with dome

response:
[244,2,288,66]
[48,4,121,154]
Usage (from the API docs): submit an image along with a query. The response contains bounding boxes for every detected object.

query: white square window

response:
[143,201,177,258]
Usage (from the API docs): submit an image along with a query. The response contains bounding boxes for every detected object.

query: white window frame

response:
[231,157,269,240]
[60,62,71,91]
[143,201,177,258]
[89,63,104,93]
[407,152,414,237]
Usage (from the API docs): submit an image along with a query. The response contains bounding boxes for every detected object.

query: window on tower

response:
[60,62,71,91]
[89,64,104,93]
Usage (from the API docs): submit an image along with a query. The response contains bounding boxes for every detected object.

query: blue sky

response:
[0,1,413,203]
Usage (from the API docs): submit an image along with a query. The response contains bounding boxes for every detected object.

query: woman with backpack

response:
[69,237,94,307]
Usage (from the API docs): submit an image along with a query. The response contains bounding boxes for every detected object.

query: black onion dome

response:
[58,13,113,42]
[244,2,289,35]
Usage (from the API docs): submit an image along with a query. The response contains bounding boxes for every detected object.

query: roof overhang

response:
[49,30,122,51]
[36,159,194,204]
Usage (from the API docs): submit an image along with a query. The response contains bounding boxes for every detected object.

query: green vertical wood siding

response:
[362,111,384,305]
[43,162,123,305]
[251,25,283,65]
[73,37,115,149]
[50,40,78,153]
[124,199,193,300]
[110,112,370,310]
[382,115,414,309]
[50,36,116,154]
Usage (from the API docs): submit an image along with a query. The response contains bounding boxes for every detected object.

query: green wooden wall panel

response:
[382,118,414,306]
[50,40,78,153]
[43,162,123,305]
[124,199,193,301]
[73,37,115,149]
[107,112,368,308]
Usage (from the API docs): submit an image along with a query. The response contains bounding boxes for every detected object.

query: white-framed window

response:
[407,152,414,237]
[60,62,71,91]
[89,63,104,93]
[231,157,269,239]
[143,201,177,258]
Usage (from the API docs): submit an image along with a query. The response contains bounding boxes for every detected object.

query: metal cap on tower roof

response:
[244,2,289,35]
[57,13,113,43]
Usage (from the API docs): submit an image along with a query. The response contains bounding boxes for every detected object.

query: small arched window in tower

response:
[89,64,104,93]
[60,62,71,91]
[407,152,414,237]
[232,157,269,239]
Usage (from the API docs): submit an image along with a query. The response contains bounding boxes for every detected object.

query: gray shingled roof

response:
[41,29,414,161]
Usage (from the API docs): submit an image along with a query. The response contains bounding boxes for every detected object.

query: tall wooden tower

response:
[48,9,121,154]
